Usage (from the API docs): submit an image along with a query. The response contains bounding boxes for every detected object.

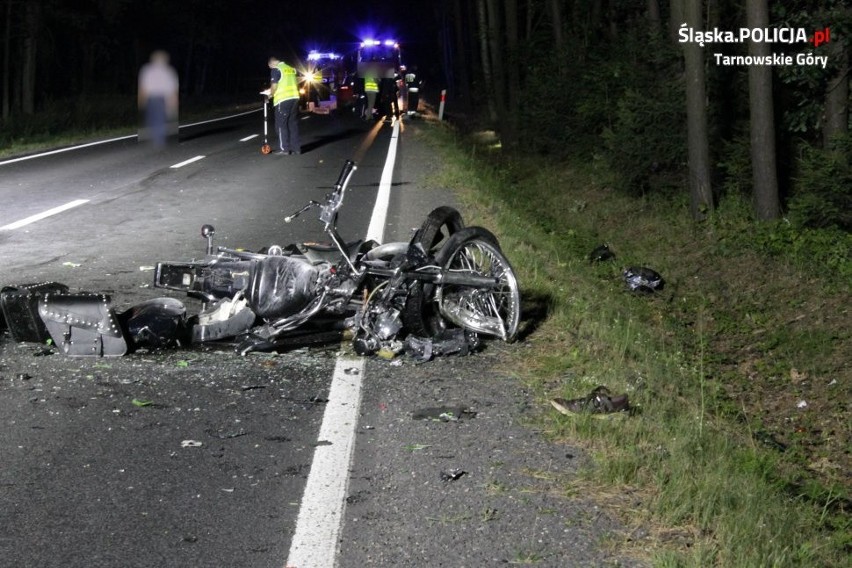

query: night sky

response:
[14,0,443,102]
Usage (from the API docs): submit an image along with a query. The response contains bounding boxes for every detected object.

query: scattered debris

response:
[623,267,665,293]
[131,399,153,407]
[404,443,431,452]
[550,386,630,418]
[181,440,203,448]
[797,400,808,409]
[412,406,476,422]
[589,244,616,263]
[404,329,480,361]
[441,468,467,482]
[753,430,788,452]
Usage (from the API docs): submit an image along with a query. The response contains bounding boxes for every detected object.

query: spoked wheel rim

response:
[438,238,520,342]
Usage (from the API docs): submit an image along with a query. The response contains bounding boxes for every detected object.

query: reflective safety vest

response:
[405,73,419,91]
[274,62,299,104]
[364,76,378,93]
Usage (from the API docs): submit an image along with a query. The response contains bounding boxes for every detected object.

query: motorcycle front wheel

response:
[404,227,521,342]
[433,227,521,342]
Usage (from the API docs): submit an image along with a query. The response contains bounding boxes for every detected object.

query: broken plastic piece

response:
[404,329,480,361]
[412,406,476,421]
[623,267,665,293]
[441,468,466,482]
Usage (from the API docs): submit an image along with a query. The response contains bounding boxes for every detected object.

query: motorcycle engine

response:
[374,308,402,340]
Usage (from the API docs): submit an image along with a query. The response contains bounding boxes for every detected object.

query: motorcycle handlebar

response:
[334,160,357,192]
[283,160,357,225]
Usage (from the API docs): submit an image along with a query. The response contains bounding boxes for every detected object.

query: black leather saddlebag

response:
[1,282,69,342]
[38,293,128,356]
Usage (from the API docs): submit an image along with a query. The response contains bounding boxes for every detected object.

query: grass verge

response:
[417,120,850,566]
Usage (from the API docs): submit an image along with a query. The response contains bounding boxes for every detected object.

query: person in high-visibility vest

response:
[362,73,379,121]
[267,56,301,154]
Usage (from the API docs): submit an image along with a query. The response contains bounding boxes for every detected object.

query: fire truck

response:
[357,39,402,79]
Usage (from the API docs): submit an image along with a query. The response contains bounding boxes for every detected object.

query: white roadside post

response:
[438,89,447,121]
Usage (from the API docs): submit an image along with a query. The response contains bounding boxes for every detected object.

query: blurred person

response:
[138,50,179,147]
[379,76,399,123]
[267,56,301,154]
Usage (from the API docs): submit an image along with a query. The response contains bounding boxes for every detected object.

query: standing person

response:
[267,56,301,155]
[362,72,379,121]
[378,76,399,123]
[405,65,421,115]
[138,50,179,147]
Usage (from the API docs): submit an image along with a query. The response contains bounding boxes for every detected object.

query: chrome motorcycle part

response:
[434,227,520,342]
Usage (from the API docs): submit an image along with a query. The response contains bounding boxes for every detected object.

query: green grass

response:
[417,120,850,567]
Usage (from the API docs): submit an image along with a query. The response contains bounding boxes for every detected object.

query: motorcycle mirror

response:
[201,224,215,255]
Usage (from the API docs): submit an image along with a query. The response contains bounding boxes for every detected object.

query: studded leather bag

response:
[0,282,70,342]
[38,293,128,356]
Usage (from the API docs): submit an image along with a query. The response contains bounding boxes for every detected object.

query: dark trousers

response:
[274,98,300,153]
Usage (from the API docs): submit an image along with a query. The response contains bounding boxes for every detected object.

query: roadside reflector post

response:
[438,89,447,121]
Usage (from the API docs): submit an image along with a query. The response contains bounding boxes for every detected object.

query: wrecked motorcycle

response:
[0,161,520,357]
[152,159,521,356]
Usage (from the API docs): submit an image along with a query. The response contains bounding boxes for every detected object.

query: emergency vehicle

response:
[299,50,347,108]
[357,39,402,79]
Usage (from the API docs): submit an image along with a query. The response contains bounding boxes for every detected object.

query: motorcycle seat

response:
[297,239,366,264]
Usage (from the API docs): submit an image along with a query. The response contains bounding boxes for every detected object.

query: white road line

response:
[366,119,401,243]
[285,356,365,568]
[240,134,259,142]
[285,118,401,568]
[0,107,262,168]
[0,136,137,166]
[169,155,205,169]
[0,199,90,231]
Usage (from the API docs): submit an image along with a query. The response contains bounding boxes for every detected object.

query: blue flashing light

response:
[308,51,341,61]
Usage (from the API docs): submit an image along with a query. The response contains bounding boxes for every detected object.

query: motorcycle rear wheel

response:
[402,206,466,337]
[414,206,465,253]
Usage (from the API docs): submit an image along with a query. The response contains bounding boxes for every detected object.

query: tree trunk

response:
[2,0,12,120]
[547,0,564,53]
[476,0,497,122]
[746,0,780,220]
[452,0,472,106]
[647,0,661,33]
[669,0,684,45]
[486,0,507,128]
[682,0,713,219]
[21,0,39,115]
[503,0,520,149]
[823,35,849,147]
